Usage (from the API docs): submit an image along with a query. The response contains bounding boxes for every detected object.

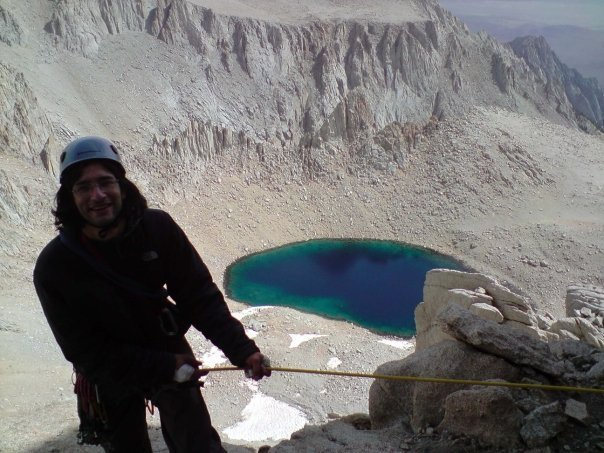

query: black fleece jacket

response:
[33,209,259,390]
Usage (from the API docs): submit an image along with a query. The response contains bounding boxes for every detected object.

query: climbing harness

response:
[196,365,604,394]
[146,398,156,415]
[73,370,109,445]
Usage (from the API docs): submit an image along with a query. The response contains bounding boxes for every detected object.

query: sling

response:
[59,229,190,336]
[59,230,169,301]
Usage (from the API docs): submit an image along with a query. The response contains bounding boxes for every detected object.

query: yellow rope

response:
[199,366,604,394]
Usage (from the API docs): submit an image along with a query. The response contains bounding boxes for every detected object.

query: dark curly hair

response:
[53,160,148,232]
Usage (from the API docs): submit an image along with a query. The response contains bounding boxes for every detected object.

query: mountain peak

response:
[510,34,604,129]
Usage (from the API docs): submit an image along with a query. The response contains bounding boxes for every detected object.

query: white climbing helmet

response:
[59,136,123,182]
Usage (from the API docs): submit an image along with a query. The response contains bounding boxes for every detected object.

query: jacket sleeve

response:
[34,254,176,389]
[157,212,260,367]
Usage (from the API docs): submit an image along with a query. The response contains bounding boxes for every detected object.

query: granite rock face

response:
[439,303,571,377]
[415,269,541,351]
[560,284,604,349]
[438,386,523,447]
[368,270,604,449]
[40,0,600,174]
[510,35,604,130]
[368,340,521,431]
[416,269,604,352]
[149,119,266,164]
[0,61,60,229]
[0,5,23,46]
[566,284,604,318]
[520,401,568,448]
[44,0,146,57]
[0,63,52,161]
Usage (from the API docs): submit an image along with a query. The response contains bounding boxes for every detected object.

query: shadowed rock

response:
[437,386,523,447]
[520,401,567,448]
[368,340,521,431]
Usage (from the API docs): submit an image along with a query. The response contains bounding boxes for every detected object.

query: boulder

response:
[437,386,523,447]
[544,331,560,342]
[448,288,494,309]
[536,313,554,330]
[520,402,567,448]
[558,329,581,341]
[564,399,588,424]
[368,340,521,431]
[417,287,493,333]
[549,318,582,337]
[414,302,456,351]
[586,360,604,382]
[580,307,593,318]
[505,320,549,342]
[40,135,61,178]
[469,302,504,323]
[498,303,537,325]
[438,304,571,377]
[423,269,533,311]
[549,317,604,350]
[548,338,598,360]
[416,269,538,351]
[370,272,603,450]
[566,285,604,318]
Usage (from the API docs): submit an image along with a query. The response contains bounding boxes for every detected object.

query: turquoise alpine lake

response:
[225,239,466,337]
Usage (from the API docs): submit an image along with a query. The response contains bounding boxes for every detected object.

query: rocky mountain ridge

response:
[510,35,604,130]
[25,0,601,179]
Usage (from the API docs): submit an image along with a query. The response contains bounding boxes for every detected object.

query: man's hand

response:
[173,353,207,382]
[244,352,271,381]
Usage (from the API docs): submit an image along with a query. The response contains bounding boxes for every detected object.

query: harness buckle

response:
[158,306,179,337]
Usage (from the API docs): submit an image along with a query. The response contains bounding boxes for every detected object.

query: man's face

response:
[72,162,124,228]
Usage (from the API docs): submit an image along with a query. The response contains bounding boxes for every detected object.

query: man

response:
[33,136,270,452]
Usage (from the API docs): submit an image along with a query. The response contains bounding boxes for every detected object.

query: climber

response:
[33,136,271,452]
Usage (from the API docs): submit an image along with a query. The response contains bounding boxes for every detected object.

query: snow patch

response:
[378,339,415,350]
[245,328,259,339]
[223,392,308,442]
[288,333,327,348]
[327,357,342,369]
[201,346,228,368]
[240,379,259,392]
[231,306,272,321]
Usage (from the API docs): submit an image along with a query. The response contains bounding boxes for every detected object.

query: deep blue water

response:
[225,239,466,336]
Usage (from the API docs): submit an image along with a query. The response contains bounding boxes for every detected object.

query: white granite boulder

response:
[367,272,604,450]
[549,317,604,350]
[416,269,542,351]
[470,302,504,323]
[438,304,572,377]
[566,285,604,318]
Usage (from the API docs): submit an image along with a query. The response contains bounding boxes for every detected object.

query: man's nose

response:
[89,184,107,199]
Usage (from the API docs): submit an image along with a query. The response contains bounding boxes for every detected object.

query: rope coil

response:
[198,366,604,394]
